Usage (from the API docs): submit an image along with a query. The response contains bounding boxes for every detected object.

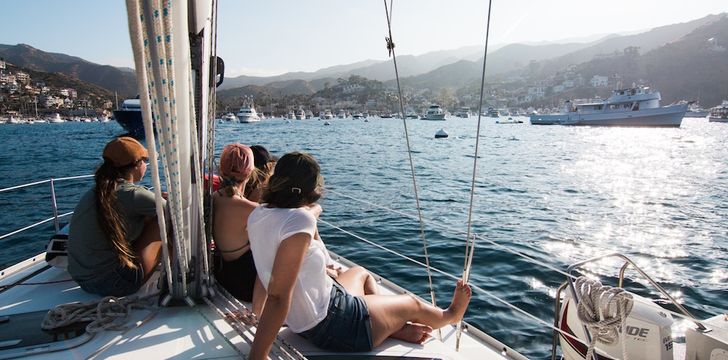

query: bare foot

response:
[445,279,471,324]
[390,323,433,344]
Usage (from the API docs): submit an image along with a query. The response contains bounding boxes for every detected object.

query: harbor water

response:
[1,117,726,358]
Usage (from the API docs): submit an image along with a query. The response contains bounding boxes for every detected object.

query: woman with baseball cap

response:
[67,136,164,296]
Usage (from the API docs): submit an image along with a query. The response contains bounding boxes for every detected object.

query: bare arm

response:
[248,232,311,360]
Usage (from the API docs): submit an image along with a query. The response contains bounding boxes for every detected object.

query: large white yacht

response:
[421,104,446,120]
[235,98,260,123]
[530,86,687,127]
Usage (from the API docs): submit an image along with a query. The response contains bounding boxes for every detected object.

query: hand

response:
[326,264,342,279]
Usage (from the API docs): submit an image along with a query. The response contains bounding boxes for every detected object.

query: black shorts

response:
[214,250,257,302]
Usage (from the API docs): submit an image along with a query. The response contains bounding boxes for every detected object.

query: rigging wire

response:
[382,0,440,321]
[318,218,616,353]
[457,0,494,350]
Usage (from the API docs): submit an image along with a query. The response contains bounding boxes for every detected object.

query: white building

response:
[590,75,609,87]
[15,72,30,84]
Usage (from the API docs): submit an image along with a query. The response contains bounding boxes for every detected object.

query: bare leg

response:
[363,280,471,347]
[252,276,267,316]
[133,216,163,282]
[335,266,379,296]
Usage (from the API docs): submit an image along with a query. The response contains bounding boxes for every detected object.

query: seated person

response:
[67,136,164,297]
[247,152,472,359]
[212,143,264,310]
[245,145,277,203]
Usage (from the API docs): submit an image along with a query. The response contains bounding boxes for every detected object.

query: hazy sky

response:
[0,1,725,77]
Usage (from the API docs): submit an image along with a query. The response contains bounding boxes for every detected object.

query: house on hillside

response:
[590,75,609,87]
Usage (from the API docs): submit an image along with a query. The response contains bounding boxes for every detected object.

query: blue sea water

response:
[1,117,727,358]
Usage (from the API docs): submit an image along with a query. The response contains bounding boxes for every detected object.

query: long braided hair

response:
[94,160,138,268]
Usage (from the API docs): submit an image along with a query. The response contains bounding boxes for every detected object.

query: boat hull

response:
[530,104,687,127]
[709,116,728,123]
[112,109,146,138]
[238,116,260,123]
[421,115,446,121]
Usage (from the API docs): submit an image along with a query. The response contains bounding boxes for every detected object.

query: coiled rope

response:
[574,276,634,360]
[41,293,159,334]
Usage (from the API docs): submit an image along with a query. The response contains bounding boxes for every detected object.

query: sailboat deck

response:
[1,254,522,359]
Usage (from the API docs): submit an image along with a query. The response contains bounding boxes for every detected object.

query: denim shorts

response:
[298,281,373,352]
[78,261,144,297]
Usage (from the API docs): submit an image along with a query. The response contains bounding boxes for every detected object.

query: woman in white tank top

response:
[247,152,472,359]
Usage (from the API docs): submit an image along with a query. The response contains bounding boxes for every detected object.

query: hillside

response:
[0,44,137,97]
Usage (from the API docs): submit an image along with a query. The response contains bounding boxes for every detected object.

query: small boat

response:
[352,112,365,119]
[222,112,237,121]
[295,108,305,120]
[496,117,523,124]
[287,110,296,119]
[454,107,470,118]
[529,86,687,127]
[420,104,446,121]
[405,108,419,119]
[485,107,500,118]
[336,109,347,119]
[48,113,64,123]
[686,103,710,117]
[708,100,728,123]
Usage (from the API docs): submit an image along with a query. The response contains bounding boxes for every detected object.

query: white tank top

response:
[247,205,333,333]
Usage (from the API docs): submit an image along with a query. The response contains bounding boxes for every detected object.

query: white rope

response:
[574,276,633,360]
[125,0,174,291]
[41,293,158,334]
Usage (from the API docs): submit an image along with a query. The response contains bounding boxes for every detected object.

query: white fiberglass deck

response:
[0,252,523,360]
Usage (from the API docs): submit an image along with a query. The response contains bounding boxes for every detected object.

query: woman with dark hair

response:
[247,152,472,359]
[244,145,277,203]
[67,136,164,296]
[212,143,265,312]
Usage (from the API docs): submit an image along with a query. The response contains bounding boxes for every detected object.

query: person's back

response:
[212,143,262,304]
[213,190,256,260]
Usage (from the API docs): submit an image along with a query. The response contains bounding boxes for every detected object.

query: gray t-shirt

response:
[67,181,162,282]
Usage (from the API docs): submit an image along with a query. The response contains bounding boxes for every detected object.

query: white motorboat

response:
[421,104,446,121]
[322,109,334,119]
[222,112,237,121]
[530,86,687,127]
[236,98,260,123]
[48,113,64,123]
[708,100,728,122]
[295,108,305,120]
[454,107,470,118]
[287,110,296,119]
[336,109,347,118]
[485,107,500,118]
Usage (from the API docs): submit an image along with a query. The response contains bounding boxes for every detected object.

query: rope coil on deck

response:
[574,276,633,360]
[41,293,159,334]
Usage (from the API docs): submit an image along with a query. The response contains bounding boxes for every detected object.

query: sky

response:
[0,1,725,77]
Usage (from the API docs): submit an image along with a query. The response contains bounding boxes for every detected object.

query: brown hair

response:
[94,160,140,268]
[262,152,323,208]
[244,161,275,199]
